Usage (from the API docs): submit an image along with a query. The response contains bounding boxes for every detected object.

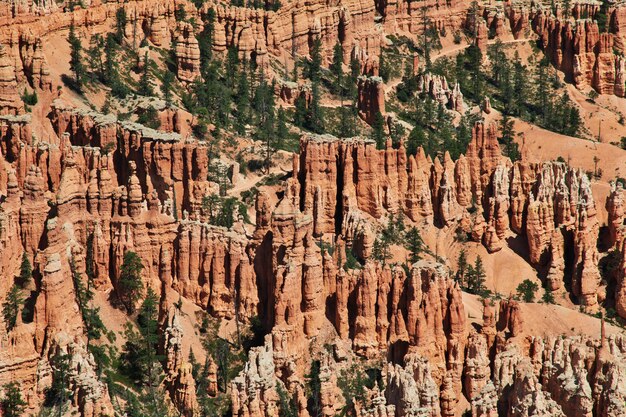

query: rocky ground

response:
[1,0,626,416]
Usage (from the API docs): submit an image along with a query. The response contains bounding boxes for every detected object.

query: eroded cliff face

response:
[1,1,625,416]
[530,3,626,96]
[2,97,619,415]
[295,126,604,310]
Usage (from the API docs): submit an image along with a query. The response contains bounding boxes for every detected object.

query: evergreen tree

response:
[19,252,32,287]
[137,106,160,129]
[456,249,468,286]
[277,383,299,417]
[306,81,324,133]
[118,251,144,313]
[419,5,436,69]
[276,106,289,149]
[512,52,528,117]
[138,51,154,96]
[372,236,392,265]
[104,34,130,98]
[466,45,484,101]
[308,37,323,81]
[542,287,555,304]
[406,127,429,157]
[121,288,162,384]
[371,111,386,149]
[379,49,390,83]
[70,256,105,346]
[597,0,609,32]
[1,382,27,417]
[405,227,424,264]
[2,285,23,332]
[198,8,216,74]
[330,42,344,95]
[498,114,521,161]
[517,279,539,302]
[225,46,240,89]
[68,23,86,91]
[254,78,276,168]
[337,105,357,138]
[293,94,308,128]
[115,7,127,44]
[45,351,71,413]
[307,360,322,417]
[563,0,571,19]
[465,1,480,38]
[487,40,507,86]
[234,66,251,135]
[349,54,360,98]
[175,4,187,21]
[467,256,487,295]
[86,233,95,284]
[162,70,175,106]
[87,34,106,82]
[535,58,551,122]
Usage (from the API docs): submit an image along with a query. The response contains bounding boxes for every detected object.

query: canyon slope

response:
[1,0,626,416]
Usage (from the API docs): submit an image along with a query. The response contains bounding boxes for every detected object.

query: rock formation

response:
[417,72,464,112]
[0,1,625,417]
[357,75,385,124]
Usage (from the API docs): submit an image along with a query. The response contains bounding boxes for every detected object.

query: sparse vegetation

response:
[517,279,539,303]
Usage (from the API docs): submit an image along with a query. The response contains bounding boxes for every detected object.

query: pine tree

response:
[118,251,144,313]
[349,55,360,99]
[254,78,276,169]
[542,287,555,304]
[405,227,425,264]
[234,67,251,135]
[104,34,130,98]
[198,7,216,73]
[517,279,539,303]
[68,23,86,91]
[46,351,71,414]
[138,51,154,96]
[306,81,324,133]
[225,46,240,89]
[2,285,23,332]
[420,5,433,69]
[276,106,289,149]
[512,52,527,117]
[308,37,323,82]
[307,360,322,417]
[337,105,356,138]
[379,49,390,82]
[498,114,520,161]
[535,58,551,122]
[277,383,299,417]
[456,249,468,286]
[563,0,571,18]
[372,235,391,265]
[121,288,162,385]
[162,70,175,106]
[115,7,127,44]
[19,252,32,287]
[466,45,483,101]
[70,256,105,346]
[87,34,106,82]
[294,94,308,128]
[330,42,344,95]
[1,382,27,417]
[86,233,95,284]
[175,4,187,21]
[371,111,386,149]
[467,256,487,295]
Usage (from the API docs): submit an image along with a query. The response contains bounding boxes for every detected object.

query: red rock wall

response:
[296,126,603,309]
